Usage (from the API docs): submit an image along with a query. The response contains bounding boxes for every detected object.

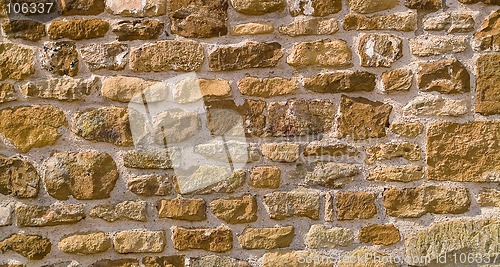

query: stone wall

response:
[0,0,499,266]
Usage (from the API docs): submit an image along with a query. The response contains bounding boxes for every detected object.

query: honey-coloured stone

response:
[113,230,165,253]
[0,156,39,198]
[250,166,281,188]
[417,57,470,94]
[16,203,85,227]
[48,19,109,40]
[474,10,500,52]
[0,43,35,80]
[366,142,421,164]
[22,76,97,101]
[304,71,376,93]
[90,200,147,222]
[0,83,16,103]
[359,33,403,68]
[381,68,413,93]
[210,194,258,224]
[157,197,206,221]
[231,0,285,15]
[348,0,398,14]
[344,12,416,32]
[105,0,166,17]
[112,20,164,41]
[0,234,51,260]
[168,0,228,38]
[288,0,341,16]
[263,189,321,220]
[238,77,297,98]
[209,42,283,71]
[279,18,339,36]
[58,232,110,254]
[336,192,377,220]
[238,226,294,249]
[475,54,500,115]
[2,20,46,41]
[231,22,274,36]
[172,226,233,252]
[58,0,105,15]
[358,224,400,245]
[41,41,79,76]
[287,39,352,68]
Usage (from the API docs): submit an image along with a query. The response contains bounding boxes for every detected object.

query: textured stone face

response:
[390,122,423,138]
[231,22,274,35]
[41,41,79,76]
[348,0,398,13]
[381,68,413,93]
[337,95,392,140]
[90,259,140,267]
[168,0,228,38]
[427,121,499,182]
[43,151,119,200]
[142,256,185,267]
[112,20,164,41]
[127,174,171,196]
[475,10,499,51]
[174,168,246,195]
[172,226,233,252]
[0,234,51,260]
[80,43,128,71]
[105,0,166,17]
[336,192,377,220]
[239,226,294,249]
[130,40,204,72]
[261,143,300,162]
[90,200,147,222]
[158,197,206,221]
[305,162,359,188]
[113,230,165,253]
[304,71,376,93]
[403,95,469,116]
[210,194,258,224]
[238,77,297,97]
[48,19,109,40]
[288,0,342,16]
[410,36,467,56]
[366,142,421,164]
[358,224,400,245]
[250,166,281,188]
[337,249,398,267]
[305,225,354,248]
[16,203,85,227]
[122,148,179,169]
[101,76,165,103]
[58,0,105,15]
[478,189,500,207]
[58,232,111,254]
[174,78,231,103]
[263,189,321,220]
[0,43,35,80]
[359,34,403,67]
[476,54,500,115]
[22,76,97,101]
[404,0,442,10]
[209,42,283,71]
[190,255,249,267]
[344,12,417,31]
[0,156,39,198]
[0,83,16,103]
[2,20,46,41]
[368,165,423,182]
[268,99,336,136]
[417,57,470,94]
[279,18,339,36]
[0,105,67,152]
[304,143,358,157]
[287,39,352,68]
[423,12,475,33]
[232,0,285,15]
[405,219,499,266]
[262,251,332,267]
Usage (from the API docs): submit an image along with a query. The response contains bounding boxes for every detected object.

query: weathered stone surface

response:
[338,95,392,140]
[242,100,267,137]
[41,41,79,76]
[130,40,204,72]
[113,230,165,253]
[368,165,423,182]
[403,95,469,117]
[172,226,232,252]
[142,255,184,267]
[337,248,398,267]
[41,261,79,267]
[58,0,104,15]
[410,36,467,56]
[262,250,331,267]
[427,121,499,182]
[238,77,297,98]
[16,203,85,227]
[304,143,358,157]
[80,43,128,71]
[174,78,231,103]
[127,174,171,196]
[404,0,442,10]
[72,107,133,146]
[390,122,424,138]
[90,200,147,222]
[0,202,13,226]
[43,151,119,200]
[101,76,166,103]
[90,259,139,267]
[250,166,280,188]
[344,12,417,31]
[0,105,67,152]
[158,197,206,221]
[204,99,247,137]
[476,54,500,115]
[112,20,164,41]
[174,168,246,195]
[194,140,251,163]
[304,71,376,93]
[348,0,398,13]
[209,42,283,71]
[231,0,285,15]
[48,19,109,40]
[279,18,338,36]
[0,156,39,198]
[261,143,300,162]
[336,192,377,220]
[305,225,354,248]
[405,219,499,266]
[152,109,201,143]
[288,0,342,16]
[190,255,249,267]
[475,10,499,51]
[239,226,294,249]
[168,0,227,38]
[381,68,413,93]
[0,234,51,260]
[0,43,35,80]
[122,148,179,169]
[424,12,474,33]
[210,194,258,224]
[231,22,274,36]
[305,162,359,188]
[366,142,421,164]
[287,39,352,68]
[105,0,166,17]
[268,99,335,136]
[383,186,470,218]
[0,84,16,103]
[263,189,321,220]
[359,34,403,68]
[359,224,400,246]
[418,57,470,94]
[22,76,97,101]
[58,232,110,254]
[2,20,46,41]
[478,189,500,207]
